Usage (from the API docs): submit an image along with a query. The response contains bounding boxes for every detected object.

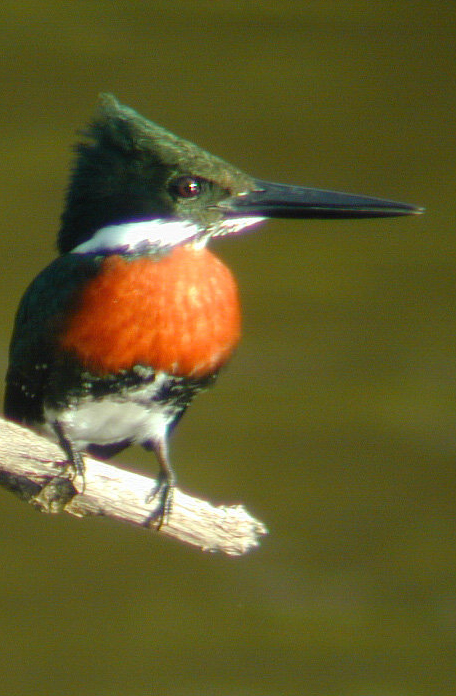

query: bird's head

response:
[59,94,422,256]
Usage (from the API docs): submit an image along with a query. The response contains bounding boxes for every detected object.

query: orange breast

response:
[59,246,241,378]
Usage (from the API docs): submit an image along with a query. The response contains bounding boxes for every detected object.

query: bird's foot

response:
[145,473,175,530]
[64,450,86,492]
[53,421,86,493]
[50,451,86,496]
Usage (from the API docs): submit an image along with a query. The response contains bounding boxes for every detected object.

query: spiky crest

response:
[58,94,254,254]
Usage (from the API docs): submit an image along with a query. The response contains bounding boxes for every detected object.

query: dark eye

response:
[170,176,203,199]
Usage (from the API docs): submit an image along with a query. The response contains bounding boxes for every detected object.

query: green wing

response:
[4,253,99,424]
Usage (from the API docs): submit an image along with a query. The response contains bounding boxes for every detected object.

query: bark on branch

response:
[0,416,267,556]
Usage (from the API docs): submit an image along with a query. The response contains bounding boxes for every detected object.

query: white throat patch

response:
[71,216,267,255]
[72,219,202,254]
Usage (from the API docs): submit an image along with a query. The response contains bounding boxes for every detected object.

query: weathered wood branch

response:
[0,416,267,555]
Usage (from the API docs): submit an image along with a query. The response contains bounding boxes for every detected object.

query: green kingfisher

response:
[4,94,422,525]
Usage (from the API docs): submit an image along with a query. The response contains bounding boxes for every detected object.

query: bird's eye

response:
[171,176,203,199]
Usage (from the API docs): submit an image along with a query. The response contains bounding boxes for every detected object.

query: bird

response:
[4,94,422,526]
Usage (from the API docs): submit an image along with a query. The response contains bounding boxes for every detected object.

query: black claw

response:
[143,436,176,530]
[53,420,86,492]
[71,450,85,480]
[145,474,175,530]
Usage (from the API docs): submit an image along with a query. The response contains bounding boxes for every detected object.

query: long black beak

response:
[223,178,423,219]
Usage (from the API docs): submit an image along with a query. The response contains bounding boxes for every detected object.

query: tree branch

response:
[0,416,267,556]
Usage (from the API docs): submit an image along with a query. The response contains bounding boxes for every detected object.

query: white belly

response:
[41,375,171,449]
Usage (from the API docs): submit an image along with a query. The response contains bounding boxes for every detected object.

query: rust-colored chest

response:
[58,245,241,378]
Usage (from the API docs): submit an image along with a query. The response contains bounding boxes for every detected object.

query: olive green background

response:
[0,2,454,695]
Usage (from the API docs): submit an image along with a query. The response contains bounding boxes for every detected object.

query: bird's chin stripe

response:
[71,216,267,255]
[71,219,202,254]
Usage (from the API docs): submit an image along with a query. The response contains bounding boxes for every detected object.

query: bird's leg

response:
[52,420,86,491]
[31,421,84,512]
[144,438,175,530]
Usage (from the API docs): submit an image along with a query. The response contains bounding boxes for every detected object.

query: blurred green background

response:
[0,2,454,695]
